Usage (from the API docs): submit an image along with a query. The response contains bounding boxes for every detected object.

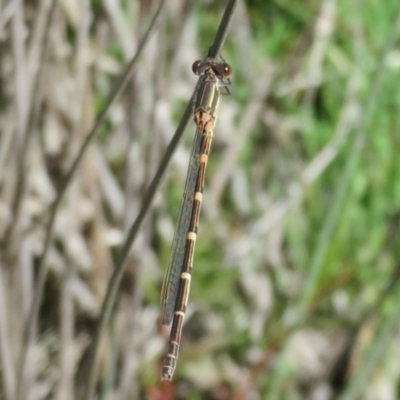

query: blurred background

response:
[1,0,400,399]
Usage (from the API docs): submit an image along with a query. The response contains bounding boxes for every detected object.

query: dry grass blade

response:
[0,263,16,400]
[7,0,57,246]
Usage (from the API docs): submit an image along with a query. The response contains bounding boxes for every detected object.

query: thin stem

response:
[208,0,237,59]
[13,2,58,398]
[16,0,167,397]
[81,94,195,400]
[81,0,237,398]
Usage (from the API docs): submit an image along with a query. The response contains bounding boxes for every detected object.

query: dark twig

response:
[80,95,194,400]
[16,0,167,398]
[81,1,237,398]
[208,0,237,59]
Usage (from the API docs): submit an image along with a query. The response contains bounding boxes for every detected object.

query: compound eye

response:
[221,63,232,78]
[192,60,203,75]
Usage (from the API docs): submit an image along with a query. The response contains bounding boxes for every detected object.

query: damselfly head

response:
[192,60,232,79]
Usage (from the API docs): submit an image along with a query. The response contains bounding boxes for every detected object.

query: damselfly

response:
[160,58,232,381]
